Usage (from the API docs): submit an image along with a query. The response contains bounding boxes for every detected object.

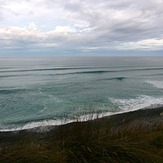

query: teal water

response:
[0,56,163,131]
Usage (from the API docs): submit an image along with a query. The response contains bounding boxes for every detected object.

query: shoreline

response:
[1,105,163,133]
[0,106,162,136]
[0,106,163,162]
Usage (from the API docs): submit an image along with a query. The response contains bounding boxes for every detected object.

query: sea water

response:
[0,56,163,131]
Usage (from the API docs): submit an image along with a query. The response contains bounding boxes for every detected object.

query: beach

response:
[0,57,163,162]
[1,0,163,162]
[0,107,163,162]
[1,56,163,131]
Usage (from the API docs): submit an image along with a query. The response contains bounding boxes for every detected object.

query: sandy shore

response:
[0,107,163,142]
[0,107,163,162]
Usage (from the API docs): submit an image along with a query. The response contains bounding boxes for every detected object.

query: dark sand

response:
[0,107,163,162]
[0,107,163,142]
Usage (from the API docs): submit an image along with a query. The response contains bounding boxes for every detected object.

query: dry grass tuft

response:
[0,108,163,162]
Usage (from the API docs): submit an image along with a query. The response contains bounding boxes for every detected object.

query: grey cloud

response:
[0,3,5,20]
[1,0,163,53]
[64,2,81,12]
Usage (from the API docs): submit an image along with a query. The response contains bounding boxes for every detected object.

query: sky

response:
[0,0,163,56]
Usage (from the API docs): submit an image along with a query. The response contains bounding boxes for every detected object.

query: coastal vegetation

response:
[0,108,163,162]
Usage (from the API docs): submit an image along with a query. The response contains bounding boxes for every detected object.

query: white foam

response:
[0,119,74,132]
[110,95,163,111]
[1,95,163,132]
[0,112,115,132]
[74,111,114,121]
[146,80,163,89]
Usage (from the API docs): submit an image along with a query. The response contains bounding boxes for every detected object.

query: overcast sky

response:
[0,0,163,56]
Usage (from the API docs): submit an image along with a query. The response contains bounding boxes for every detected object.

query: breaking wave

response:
[146,80,163,89]
[1,95,163,132]
[109,95,163,111]
[1,67,163,74]
[0,88,27,94]
[98,77,127,81]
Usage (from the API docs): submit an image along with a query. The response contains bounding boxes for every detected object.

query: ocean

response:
[0,56,163,131]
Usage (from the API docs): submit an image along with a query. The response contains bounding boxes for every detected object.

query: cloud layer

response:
[0,0,163,55]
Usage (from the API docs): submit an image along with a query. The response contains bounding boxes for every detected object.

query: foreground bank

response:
[0,107,163,162]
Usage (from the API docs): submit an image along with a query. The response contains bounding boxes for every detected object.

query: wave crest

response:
[110,95,163,111]
[146,80,163,89]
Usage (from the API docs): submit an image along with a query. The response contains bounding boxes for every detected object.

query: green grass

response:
[0,109,163,162]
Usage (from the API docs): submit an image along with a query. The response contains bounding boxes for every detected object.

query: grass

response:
[0,108,163,162]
